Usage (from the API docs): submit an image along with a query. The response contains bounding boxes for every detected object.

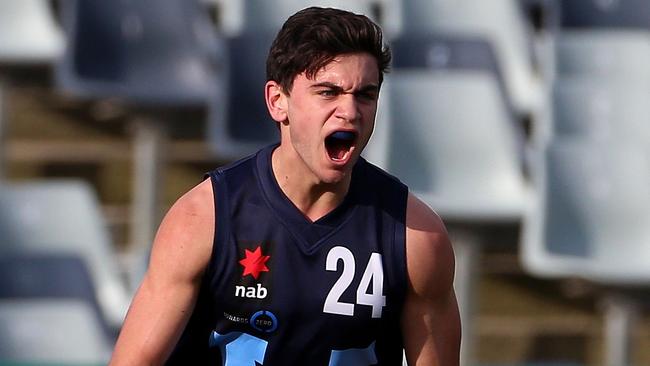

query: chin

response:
[318,168,350,186]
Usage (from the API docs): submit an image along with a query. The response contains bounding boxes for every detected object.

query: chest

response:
[212,215,402,331]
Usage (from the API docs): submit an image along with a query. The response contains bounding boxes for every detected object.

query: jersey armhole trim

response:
[393,186,409,310]
[204,170,231,279]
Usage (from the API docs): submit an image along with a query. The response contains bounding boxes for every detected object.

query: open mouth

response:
[325,131,357,162]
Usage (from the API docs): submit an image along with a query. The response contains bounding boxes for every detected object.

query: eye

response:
[318,89,338,98]
[356,91,378,102]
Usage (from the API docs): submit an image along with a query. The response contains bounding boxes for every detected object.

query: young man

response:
[110,7,460,365]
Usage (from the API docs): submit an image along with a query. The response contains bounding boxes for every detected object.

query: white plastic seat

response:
[0,0,64,65]
[0,180,130,329]
[552,78,650,142]
[399,0,542,116]
[0,299,112,364]
[555,30,650,79]
[367,70,530,223]
[521,140,650,285]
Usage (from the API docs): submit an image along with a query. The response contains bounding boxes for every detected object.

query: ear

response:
[265,80,288,124]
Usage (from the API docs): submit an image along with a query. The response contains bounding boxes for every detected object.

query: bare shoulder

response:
[148,177,216,282]
[109,178,216,364]
[168,177,215,219]
[405,193,455,299]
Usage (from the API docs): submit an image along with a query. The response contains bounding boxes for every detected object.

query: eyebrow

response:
[310,82,380,94]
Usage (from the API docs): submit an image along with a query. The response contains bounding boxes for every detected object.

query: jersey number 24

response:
[323,246,386,318]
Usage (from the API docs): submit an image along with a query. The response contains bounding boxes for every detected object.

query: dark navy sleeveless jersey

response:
[167,144,408,365]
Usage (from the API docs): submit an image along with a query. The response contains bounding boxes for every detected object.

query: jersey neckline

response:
[255,144,363,254]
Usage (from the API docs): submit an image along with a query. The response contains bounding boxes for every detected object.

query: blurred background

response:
[0,0,649,365]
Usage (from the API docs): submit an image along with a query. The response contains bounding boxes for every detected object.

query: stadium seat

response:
[55,0,226,281]
[555,30,650,79]
[207,32,278,160]
[555,0,650,81]
[0,180,130,330]
[398,0,542,116]
[367,36,530,222]
[383,71,529,222]
[530,4,650,359]
[0,299,112,364]
[560,0,650,29]
[521,139,650,284]
[552,78,650,142]
[56,0,221,106]
[0,253,113,339]
[365,35,532,366]
[0,0,64,65]
[390,34,515,120]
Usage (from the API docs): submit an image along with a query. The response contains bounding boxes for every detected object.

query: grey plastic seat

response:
[367,34,533,366]
[0,299,112,364]
[0,253,113,338]
[56,0,221,106]
[0,180,130,329]
[390,34,516,121]
[560,0,650,29]
[555,30,650,79]
[364,35,531,366]
[55,0,225,284]
[381,71,530,222]
[555,0,650,79]
[0,0,64,65]
[207,32,278,160]
[521,139,650,284]
[399,0,542,116]
[366,36,530,222]
[552,78,650,142]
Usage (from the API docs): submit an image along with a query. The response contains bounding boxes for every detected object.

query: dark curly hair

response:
[266,6,391,94]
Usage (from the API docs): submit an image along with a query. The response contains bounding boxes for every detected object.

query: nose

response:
[335,94,361,122]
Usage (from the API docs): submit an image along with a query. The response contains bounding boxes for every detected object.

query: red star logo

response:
[239,246,270,279]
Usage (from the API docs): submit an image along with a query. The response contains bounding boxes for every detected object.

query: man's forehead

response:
[305,54,379,85]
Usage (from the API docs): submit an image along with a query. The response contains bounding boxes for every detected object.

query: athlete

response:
[110,6,460,365]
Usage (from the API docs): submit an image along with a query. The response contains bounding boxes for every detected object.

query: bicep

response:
[110,180,215,365]
[402,194,461,366]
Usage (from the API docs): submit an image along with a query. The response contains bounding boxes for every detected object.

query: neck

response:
[271,145,351,222]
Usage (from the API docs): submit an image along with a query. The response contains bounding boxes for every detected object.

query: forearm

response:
[402,291,461,366]
[109,275,198,365]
